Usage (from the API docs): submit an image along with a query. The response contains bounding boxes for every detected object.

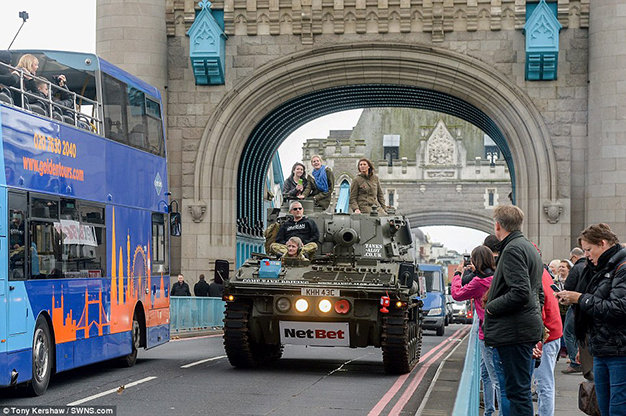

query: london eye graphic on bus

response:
[50,207,169,344]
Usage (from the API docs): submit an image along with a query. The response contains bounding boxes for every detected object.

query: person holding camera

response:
[451,245,499,416]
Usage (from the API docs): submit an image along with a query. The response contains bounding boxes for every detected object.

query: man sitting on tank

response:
[270,201,319,259]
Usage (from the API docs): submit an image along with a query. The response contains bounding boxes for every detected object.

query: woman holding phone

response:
[283,162,312,199]
[556,223,626,416]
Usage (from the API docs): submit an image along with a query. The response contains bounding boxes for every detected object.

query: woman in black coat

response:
[557,223,626,416]
[282,162,312,200]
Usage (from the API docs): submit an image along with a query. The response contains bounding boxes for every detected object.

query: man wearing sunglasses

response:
[270,201,320,259]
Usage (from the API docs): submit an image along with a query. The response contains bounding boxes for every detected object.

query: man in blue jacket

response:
[484,205,543,416]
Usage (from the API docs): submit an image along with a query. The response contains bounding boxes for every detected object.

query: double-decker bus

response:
[0,50,175,395]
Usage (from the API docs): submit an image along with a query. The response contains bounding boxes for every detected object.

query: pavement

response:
[554,357,587,415]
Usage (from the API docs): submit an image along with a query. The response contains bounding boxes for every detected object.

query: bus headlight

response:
[318,299,332,313]
[295,298,309,312]
[276,297,291,313]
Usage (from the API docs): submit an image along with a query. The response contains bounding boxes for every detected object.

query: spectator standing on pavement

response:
[171,274,191,296]
[561,247,587,376]
[209,272,224,297]
[194,274,210,297]
[484,205,544,416]
[534,265,564,416]
[483,234,501,261]
[548,259,561,278]
[451,245,499,416]
[556,223,626,416]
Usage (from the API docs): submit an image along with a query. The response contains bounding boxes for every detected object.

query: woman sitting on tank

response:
[283,237,309,262]
[283,162,312,200]
[349,158,387,214]
[309,155,335,210]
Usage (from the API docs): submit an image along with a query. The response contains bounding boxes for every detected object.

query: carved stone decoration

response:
[425,120,456,165]
[543,200,563,224]
[189,201,207,223]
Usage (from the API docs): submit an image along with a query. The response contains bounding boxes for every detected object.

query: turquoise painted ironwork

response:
[236,233,264,268]
[452,317,481,416]
[170,296,225,333]
[187,0,227,85]
[524,0,562,81]
[335,180,350,213]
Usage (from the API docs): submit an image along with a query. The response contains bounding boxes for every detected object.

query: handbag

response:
[578,380,601,416]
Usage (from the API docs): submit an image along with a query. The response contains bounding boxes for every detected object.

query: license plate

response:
[300,288,340,297]
[279,321,350,346]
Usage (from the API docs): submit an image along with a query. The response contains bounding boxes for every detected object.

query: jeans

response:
[493,348,510,416]
[480,339,500,416]
[563,307,580,368]
[593,355,626,416]
[533,339,560,416]
[496,342,535,416]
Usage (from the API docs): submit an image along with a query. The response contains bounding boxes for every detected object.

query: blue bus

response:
[0,50,175,395]
[418,264,446,336]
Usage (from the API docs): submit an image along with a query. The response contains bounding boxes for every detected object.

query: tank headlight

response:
[318,299,332,313]
[295,298,309,312]
[276,297,291,313]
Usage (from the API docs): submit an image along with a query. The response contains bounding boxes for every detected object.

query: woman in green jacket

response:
[349,158,387,214]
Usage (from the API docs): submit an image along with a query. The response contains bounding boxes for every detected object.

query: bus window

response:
[127,87,146,149]
[151,213,168,273]
[8,192,27,280]
[77,203,106,278]
[102,73,128,144]
[28,196,107,279]
[146,98,163,156]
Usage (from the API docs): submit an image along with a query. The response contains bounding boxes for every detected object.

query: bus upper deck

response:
[0,50,165,158]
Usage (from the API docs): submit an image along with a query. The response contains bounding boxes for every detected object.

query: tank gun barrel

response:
[333,228,359,247]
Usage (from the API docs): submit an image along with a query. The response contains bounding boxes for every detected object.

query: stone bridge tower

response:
[95,0,626,280]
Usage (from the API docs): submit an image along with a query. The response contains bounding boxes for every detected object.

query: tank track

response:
[381,304,422,374]
[223,301,283,368]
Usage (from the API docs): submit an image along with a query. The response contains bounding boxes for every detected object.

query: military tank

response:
[222,200,424,374]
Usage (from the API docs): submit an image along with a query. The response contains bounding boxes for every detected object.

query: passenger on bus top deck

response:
[0,50,19,90]
[13,54,39,89]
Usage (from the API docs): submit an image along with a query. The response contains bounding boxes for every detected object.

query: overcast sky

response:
[0,1,491,255]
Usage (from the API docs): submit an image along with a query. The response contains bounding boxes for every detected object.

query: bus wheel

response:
[121,315,141,367]
[28,317,53,396]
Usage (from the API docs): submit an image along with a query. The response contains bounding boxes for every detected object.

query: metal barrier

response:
[452,317,481,416]
[170,296,225,334]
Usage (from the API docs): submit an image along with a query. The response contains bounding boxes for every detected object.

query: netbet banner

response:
[279,321,350,347]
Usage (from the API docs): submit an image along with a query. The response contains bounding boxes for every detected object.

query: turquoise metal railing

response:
[170,296,225,333]
[236,233,265,269]
[452,317,481,416]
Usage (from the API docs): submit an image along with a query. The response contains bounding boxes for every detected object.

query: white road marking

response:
[67,376,158,405]
[180,355,227,368]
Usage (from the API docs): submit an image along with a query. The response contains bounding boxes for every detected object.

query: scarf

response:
[312,166,329,192]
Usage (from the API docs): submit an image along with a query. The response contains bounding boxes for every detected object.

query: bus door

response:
[7,192,28,349]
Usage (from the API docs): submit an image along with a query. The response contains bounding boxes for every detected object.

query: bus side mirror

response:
[170,212,181,236]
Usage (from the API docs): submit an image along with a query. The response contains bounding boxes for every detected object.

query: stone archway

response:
[190,42,558,259]
[406,212,495,235]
